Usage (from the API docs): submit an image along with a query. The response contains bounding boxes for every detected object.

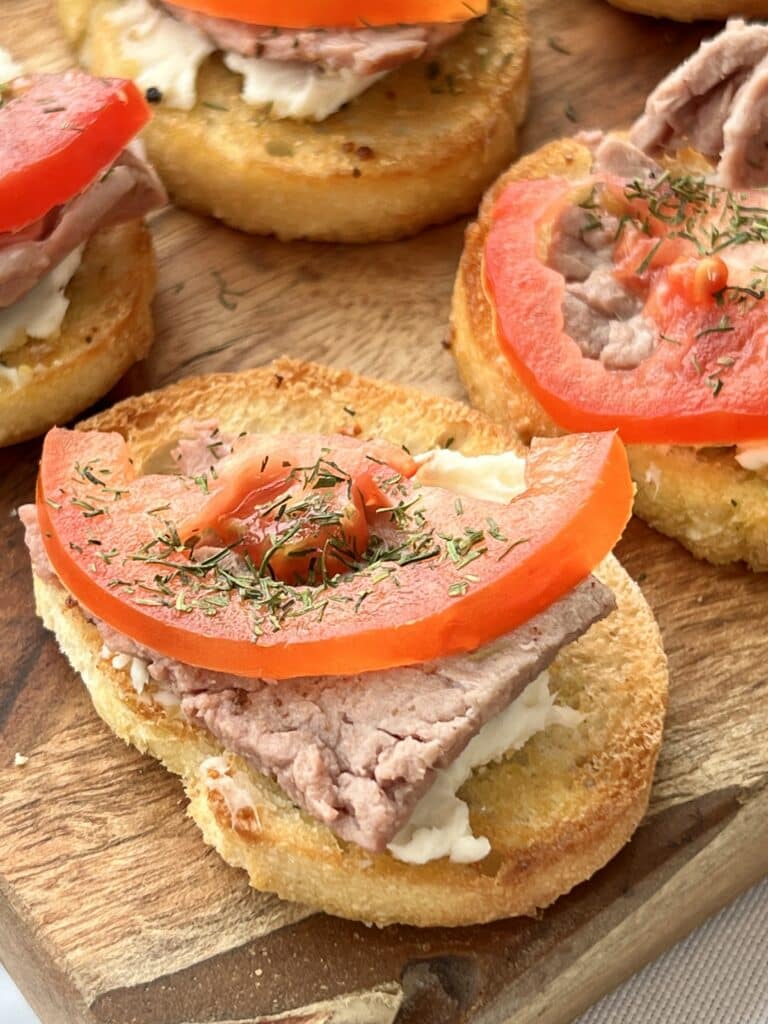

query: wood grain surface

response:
[1,3,767,1024]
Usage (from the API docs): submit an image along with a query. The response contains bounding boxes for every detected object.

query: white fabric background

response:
[1,878,767,1022]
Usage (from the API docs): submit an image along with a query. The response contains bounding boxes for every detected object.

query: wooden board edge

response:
[476,782,768,1024]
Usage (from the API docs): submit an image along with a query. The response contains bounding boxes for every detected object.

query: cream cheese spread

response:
[109,0,382,119]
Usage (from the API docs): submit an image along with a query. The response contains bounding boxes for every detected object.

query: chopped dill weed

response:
[547,36,571,55]
[696,315,734,338]
[564,102,578,123]
[211,270,249,311]
[623,174,768,259]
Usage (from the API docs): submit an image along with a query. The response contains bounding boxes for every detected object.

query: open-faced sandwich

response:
[57,0,529,242]
[22,358,667,927]
[0,49,166,448]
[454,20,768,570]
[607,0,768,21]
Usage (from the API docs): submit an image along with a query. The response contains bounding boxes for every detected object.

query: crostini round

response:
[58,0,530,242]
[25,358,667,927]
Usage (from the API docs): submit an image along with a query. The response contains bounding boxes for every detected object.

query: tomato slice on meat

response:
[37,427,631,679]
[167,0,486,28]
[484,176,768,445]
[0,72,150,234]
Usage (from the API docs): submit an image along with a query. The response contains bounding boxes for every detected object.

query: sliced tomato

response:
[484,177,768,445]
[37,426,631,680]
[179,433,416,585]
[0,72,150,234]
[168,0,486,27]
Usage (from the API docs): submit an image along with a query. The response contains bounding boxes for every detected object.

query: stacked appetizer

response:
[57,0,529,241]
[22,360,667,927]
[0,50,166,447]
[453,21,768,570]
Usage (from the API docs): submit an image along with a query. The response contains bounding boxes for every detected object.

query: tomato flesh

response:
[37,427,631,680]
[0,72,150,234]
[181,434,413,585]
[167,0,486,27]
[484,176,768,445]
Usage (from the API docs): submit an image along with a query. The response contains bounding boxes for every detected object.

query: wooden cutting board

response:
[1,2,767,1022]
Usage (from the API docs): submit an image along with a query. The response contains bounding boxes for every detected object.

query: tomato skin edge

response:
[484,177,768,446]
[36,428,632,681]
[0,75,151,234]
[166,0,486,27]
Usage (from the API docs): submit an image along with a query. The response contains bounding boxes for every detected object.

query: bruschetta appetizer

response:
[22,359,667,927]
[0,51,166,447]
[453,21,768,569]
[57,0,529,241]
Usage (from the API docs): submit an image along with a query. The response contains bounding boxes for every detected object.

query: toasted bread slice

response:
[607,0,768,20]
[31,358,667,927]
[58,0,529,242]
[0,221,155,447]
[452,138,768,570]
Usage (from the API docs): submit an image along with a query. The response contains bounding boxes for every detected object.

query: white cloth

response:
[1,879,767,1022]
[579,877,768,1023]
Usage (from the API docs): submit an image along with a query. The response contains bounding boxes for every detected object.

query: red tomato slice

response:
[168,0,486,27]
[484,177,768,445]
[0,72,150,234]
[179,433,416,585]
[37,426,631,680]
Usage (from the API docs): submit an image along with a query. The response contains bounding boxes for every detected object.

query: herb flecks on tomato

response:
[0,72,149,234]
[37,427,631,680]
[179,434,417,586]
[167,0,487,28]
[485,172,768,445]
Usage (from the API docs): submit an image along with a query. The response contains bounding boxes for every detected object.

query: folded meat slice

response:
[182,576,615,852]
[630,19,768,187]
[162,2,464,76]
[0,145,166,309]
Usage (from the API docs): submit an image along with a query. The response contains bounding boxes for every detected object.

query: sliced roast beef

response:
[719,53,768,188]
[0,144,166,310]
[162,2,464,76]
[550,205,657,370]
[630,19,768,188]
[592,134,663,180]
[21,501,615,853]
[180,577,614,852]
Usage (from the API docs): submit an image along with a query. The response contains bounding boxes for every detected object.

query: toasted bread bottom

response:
[451,138,768,570]
[59,0,529,242]
[0,221,155,447]
[607,0,768,20]
[33,359,667,927]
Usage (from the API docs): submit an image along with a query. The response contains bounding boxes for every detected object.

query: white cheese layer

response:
[107,0,215,111]
[387,672,581,864]
[223,52,384,122]
[0,245,84,357]
[413,448,528,503]
[196,675,580,866]
[0,47,21,83]
[734,442,768,472]
[108,0,383,120]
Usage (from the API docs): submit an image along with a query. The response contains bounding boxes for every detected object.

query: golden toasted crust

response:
[58,0,529,242]
[452,138,768,570]
[607,0,768,20]
[33,359,667,927]
[0,221,155,448]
